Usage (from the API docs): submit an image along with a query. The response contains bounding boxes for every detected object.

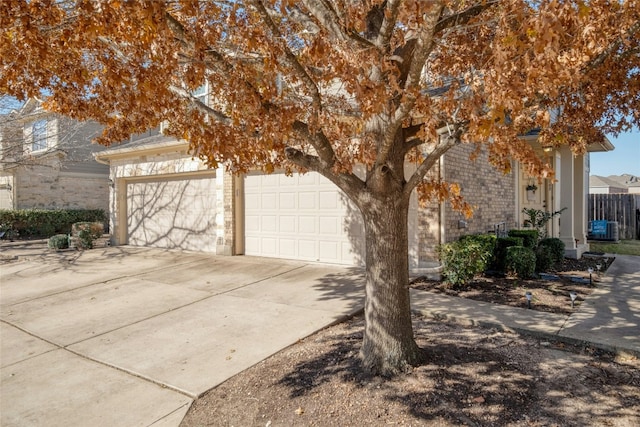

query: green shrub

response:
[48,234,70,250]
[507,229,539,249]
[438,239,493,287]
[459,234,497,256]
[538,238,565,264]
[492,236,524,271]
[505,246,536,278]
[71,222,104,249]
[0,209,106,238]
[522,207,566,240]
[535,244,555,272]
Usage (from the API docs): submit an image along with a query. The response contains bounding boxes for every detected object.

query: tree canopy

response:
[2,0,638,374]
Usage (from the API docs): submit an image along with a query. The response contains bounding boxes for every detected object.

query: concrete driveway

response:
[0,245,365,426]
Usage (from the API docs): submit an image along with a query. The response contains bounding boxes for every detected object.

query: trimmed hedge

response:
[538,238,565,264]
[505,246,536,278]
[0,209,106,238]
[507,229,539,249]
[459,233,497,256]
[493,236,524,271]
[535,244,555,272]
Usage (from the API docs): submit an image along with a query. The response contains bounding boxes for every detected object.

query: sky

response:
[589,131,640,177]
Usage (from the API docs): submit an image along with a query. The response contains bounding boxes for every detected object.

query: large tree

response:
[2,0,638,375]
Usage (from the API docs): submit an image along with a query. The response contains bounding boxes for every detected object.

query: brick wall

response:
[443,143,515,243]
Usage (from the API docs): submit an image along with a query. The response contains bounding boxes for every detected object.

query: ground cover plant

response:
[590,240,640,257]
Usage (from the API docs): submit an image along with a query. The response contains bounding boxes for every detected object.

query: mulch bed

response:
[411,254,615,315]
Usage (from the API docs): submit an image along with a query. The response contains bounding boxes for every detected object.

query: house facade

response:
[0,100,110,211]
[95,132,589,267]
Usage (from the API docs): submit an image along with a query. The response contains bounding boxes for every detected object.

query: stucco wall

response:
[443,143,516,243]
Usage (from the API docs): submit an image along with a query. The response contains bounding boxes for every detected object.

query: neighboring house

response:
[0,99,110,211]
[95,127,612,263]
[590,174,640,194]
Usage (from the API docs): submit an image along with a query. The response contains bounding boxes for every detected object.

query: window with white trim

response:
[192,82,209,106]
[31,119,48,152]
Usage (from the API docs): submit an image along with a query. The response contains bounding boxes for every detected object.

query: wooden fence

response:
[588,194,640,240]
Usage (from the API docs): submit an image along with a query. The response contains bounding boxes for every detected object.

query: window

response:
[31,119,48,151]
[192,82,209,106]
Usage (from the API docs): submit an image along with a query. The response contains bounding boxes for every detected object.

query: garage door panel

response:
[245,194,260,209]
[319,241,339,261]
[279,216,296,233]
[245,215,260,231]
[298,192,316,209]
[297,240,317,259]
[262,238,277,254]
[279,239,296,256]
[297,174,316,186]
[319,217,339,234]
[298,217,316,234]
[279,193,296,209]
[261,216,277,232]
[244,172,365,265]
[261,193,277,209]
[127,176,217,253]
[319,191,338,209]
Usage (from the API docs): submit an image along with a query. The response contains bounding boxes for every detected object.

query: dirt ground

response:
[181,315,639,427]
[181,255,638,427]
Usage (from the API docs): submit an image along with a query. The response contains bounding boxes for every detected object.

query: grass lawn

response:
[589,239,640,256]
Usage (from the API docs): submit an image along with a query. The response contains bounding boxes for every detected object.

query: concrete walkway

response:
[1,244,365,426]
[412,254,640,357]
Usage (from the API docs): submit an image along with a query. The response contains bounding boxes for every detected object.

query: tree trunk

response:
[359,193,424,376]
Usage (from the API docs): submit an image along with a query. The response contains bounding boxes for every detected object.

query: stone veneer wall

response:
[14,160,108,211]
[443,143,516,243]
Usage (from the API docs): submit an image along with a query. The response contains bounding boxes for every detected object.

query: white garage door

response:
[127,176,217,252]
[244,172,365,265]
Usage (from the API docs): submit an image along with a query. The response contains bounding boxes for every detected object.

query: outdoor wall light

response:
[569,291,578,309]
[108,178,115,188]
[525,291,532,309]
[542,146,553,153]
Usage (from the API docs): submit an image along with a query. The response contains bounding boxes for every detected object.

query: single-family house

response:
[95,126,613,264]
[0,99,110,211]
[590,174,640,194]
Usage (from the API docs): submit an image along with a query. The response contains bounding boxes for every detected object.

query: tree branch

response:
[299,0,373,49]
[375,0,400,48]
[376,4,444,167]
[291,120,336,167]
[249,0,323,114]
[403,125,463,198]
[434,0,500,33]
[285,146,364,196]
[167,85,232,125]
[584,19,640,72]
